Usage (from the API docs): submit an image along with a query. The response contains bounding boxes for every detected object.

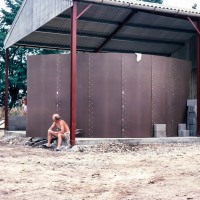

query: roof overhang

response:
[4,0,200,56]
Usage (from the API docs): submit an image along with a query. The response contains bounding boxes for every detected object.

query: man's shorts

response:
[64,132,70,140]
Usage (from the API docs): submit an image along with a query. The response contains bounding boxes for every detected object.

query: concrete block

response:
[187,118,197,125]
[8,126,15,131]
[187,99,197,106]
[154,124,166,132]
[178,130,190,137]
[194,105,197,113]
[187,106,193,112]
[188,125,197,131]
[154,131,166,137]
[188,105,197,113]
[187,112,197,118]
[178,124,186,130]
[8,116,26,130]
[190,130,197,136]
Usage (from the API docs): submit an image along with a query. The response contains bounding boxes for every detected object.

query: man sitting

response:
[46,114,70,151]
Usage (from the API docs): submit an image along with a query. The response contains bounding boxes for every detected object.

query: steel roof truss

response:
[35,28,185,46]
[56,14,195,34]
[95,10,138,52]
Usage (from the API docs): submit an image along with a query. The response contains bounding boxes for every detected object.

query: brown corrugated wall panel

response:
[173,59,191,130]
[152,56,191,136]
[27,55,58,138]
[58,54,71,124]
[27,53,191,138]
[152,56,174,136]
[122,54,152,138]
[76,53,89,136]
[27,54,71,138]
[88,53,122,138]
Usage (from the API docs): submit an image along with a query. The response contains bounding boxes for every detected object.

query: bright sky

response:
[0,0,5,9]
[164,0,200,9]
[0,0,200,10]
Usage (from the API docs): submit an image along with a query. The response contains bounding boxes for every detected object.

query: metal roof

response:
[4,0,200,56]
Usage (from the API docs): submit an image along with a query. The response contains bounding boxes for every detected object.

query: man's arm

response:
[48,122,55,132]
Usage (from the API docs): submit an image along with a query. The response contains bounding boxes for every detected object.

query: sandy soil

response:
[0,135,200,200]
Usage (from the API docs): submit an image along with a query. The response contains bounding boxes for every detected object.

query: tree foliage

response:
[0,0,23,108]
[0,0,61,109]
[192,3,197,9]
[142,0,163,4]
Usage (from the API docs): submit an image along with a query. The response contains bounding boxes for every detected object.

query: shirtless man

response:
[46,114,70,151]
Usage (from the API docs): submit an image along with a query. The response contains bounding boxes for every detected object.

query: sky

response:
[164,0,200,9]
[0,0,200,11]
[0,0,5,9]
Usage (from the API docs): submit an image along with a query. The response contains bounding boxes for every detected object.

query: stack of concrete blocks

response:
[8,116,26,131]
[178,124,190,137]
[154,124,166,137]
[187,99,197,136]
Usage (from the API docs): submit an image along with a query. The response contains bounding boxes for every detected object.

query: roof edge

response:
[79,0,200,18]
[4,0,28,49]
[4,0,73,49]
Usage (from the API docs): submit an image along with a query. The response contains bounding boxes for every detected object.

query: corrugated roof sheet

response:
[4,0,199,56]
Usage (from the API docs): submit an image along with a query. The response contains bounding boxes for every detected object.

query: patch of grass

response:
[0,107,22,120]
[9,107,22,116]
[0,107,4,120]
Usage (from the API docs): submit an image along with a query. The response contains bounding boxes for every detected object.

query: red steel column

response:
[197,20,200,136]
[5,49,9,130]
[70,1,77,145]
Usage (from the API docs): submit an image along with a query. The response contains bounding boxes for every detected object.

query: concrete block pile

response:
[178,124,190,137]
[187,99,197,136]
[154,124,166,137]
[8,116,26,131]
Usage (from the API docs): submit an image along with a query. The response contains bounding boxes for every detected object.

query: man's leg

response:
[47,131,58,146]
[57,133,65,149]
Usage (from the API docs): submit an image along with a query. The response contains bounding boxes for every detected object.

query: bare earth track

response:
[0,135,200,200]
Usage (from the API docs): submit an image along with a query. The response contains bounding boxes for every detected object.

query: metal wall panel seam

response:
[171,60,177,136]
[56,54,62,114]
[88,53,94,137]
[121,54,128,137]
[151,55,155,131]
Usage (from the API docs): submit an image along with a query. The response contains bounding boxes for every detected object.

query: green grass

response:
[0,107,22,120]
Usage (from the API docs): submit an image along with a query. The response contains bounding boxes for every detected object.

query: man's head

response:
[52,114,61,121]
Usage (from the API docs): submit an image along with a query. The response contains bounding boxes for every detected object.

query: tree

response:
[192,3,197,9]
[0,0,62,109]
[0,0,23,108]
[141,0,163,4]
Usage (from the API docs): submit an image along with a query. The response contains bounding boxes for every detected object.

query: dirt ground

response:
[0,135,200,200]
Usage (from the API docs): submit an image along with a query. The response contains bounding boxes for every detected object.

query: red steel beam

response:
[76,4,92,20]
[5,49,9,130]
[70,0,77,146]
[188,17,200,136]
[188,17,200,35]
[197,19,200,136]
[96,11,137,52]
